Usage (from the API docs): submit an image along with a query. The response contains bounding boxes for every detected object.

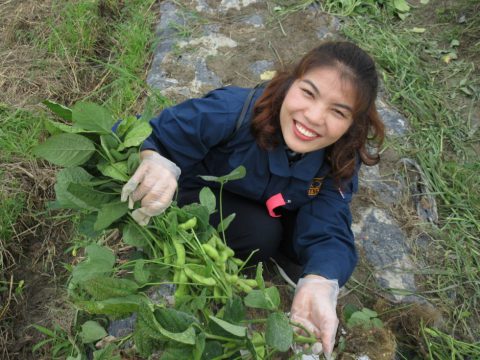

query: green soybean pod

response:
[178,217,197,231]
[236,280,253,293]
[202,243,220,261]
[231,257,244,266]
[225,274,239,284]
[173,240,186,267]
[184,266,216,287]
[241,279,258,288]
[163,242,171,265]
[175,270,189,298]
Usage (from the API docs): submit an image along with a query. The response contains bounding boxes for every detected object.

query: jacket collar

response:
[268,139,325,181]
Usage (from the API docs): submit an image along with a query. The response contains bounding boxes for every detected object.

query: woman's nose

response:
[305,104,326,127]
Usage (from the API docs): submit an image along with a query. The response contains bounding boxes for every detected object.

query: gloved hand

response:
[121,150,181,226]
[290,275,340,359]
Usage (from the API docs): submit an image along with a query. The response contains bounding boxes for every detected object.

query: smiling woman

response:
[121,41,385,357]
[279,67,355,154]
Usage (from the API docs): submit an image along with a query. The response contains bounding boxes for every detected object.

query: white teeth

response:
[295,121,317,138]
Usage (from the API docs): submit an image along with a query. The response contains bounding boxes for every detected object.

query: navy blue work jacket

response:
[142,86,359,286]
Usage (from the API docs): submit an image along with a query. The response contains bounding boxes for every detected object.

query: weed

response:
[0,106,44,160]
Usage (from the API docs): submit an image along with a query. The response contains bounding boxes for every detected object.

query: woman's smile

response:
[293,120,321,141]
[279,66,355,154]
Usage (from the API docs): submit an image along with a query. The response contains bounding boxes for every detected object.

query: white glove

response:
[121,151,181,226]
[290,275,340,359]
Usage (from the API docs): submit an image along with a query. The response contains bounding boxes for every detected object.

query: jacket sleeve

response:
[141,88,245,170]
[293,174,359,287]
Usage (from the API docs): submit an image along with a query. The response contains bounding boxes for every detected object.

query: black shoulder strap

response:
[220,82,268,146]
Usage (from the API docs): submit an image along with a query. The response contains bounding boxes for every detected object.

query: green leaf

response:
[116,116,137,138]
[100,134,119,162]
[122,223,149,247]
[71,245,115,284]
[361,308,378,318]
[199,165,246,183]
[123,121,152,148]
[244,286,280,310]
[201,341,223,360]
[80,320,107,344]
[393,0,410,12]
[134,259,150,284]
[76,295,144,316]
[94,201,129,231]
[54,167,93,209]
[45,119,87,134]
[43,100,72,121]
[194,332,206,360]
[160,344,193,360]
[93,344,120,360]
[67,183,116,210]
[199,187,216,215]
[33,133,95,167]
[372,318,384,328]
[223,296,246,324]
[256,262,265,290]
[72,102,115,134]
[217,213,235,233]
[251,332,265,359]
[81,276,139,300]
[154,308,198,333]
[127,152,140,175]
[346,311,371,328]
[78,214,103,238]
[342,303,359,323]
[208,316,246,337]
[265,312,293,352]
[97,161,129,182]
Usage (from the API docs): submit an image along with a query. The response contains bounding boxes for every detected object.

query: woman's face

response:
[279,66,355,154]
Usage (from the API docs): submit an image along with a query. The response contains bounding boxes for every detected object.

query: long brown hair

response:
[251,41,385,183]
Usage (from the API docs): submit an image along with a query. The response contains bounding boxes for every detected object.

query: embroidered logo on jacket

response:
[308,177,325,197]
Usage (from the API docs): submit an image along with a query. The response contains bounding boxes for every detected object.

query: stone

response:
[242,14,264,28]
[376,98,409,137]
[108,314,136,338]
[316,27,334,40]
[352,207,418,302]
[249,60,274,77]
[359,164,404,204]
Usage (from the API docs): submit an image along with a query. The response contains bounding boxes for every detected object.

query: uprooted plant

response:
[32,101,321,359]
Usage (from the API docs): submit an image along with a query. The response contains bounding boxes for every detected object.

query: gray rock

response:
[376,98,409,136]
[108,314,137,338]
[316,27,333,40]
[352,207,418,302]
[359,164,404,204]
[194,58,223,88]
[147,2,182,89]
[249,60,274,76]
[242,14,264,28]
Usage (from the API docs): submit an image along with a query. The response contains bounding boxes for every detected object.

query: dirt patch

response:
[207,6,341,87]
[0,160,75,359]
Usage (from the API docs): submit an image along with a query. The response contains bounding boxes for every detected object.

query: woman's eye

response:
[333,109,346,118]
[301,88,314,97]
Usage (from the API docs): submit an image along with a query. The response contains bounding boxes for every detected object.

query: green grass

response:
[0,172,25,273]
[0,105,45,160]
[41,0,162,116]
[331,3,480,357]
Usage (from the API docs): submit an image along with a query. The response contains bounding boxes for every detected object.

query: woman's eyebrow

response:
[301,79,320,96]
[301,79,353,112]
